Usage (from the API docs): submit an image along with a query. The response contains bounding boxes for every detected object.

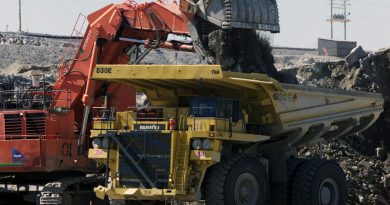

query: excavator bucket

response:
[180,0,280,73]
[182,0,280,33]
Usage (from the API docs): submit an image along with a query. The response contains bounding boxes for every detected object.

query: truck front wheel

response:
[291,159,347,205]
[204,155,268,205]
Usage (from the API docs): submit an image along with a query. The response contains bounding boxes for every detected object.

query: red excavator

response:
[0,0,279,204]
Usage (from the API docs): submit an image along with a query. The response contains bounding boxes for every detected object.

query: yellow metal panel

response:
[94,186,107,200]
[114,188,176,196]
[91,65,283,109]
[92,121,116,130]
[90,130,108,138]
[188,131,270,142]
[186,117,245,132]
[92,65,281,94]
[88,148,117,160]
[116,111,136,129]
[190,150,221,162]
[92,65,224,80]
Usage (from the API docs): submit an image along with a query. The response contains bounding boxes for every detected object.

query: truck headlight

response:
[92,138,102,149]
[202,139,213,150]
[192,139,202,150]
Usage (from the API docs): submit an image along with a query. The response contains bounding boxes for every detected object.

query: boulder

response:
[61,42,74,48]
[32,41,41,46]
[345,45,368,68]
[8,37,15,44]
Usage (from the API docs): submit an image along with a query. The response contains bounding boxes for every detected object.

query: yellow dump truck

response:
[88,65,383,205]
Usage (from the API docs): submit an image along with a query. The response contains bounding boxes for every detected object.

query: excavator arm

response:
[53,1,193,109]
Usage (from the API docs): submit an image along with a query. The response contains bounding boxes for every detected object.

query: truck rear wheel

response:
[275,157,306,205]
[291,159,347,205]
[204,155,268,205]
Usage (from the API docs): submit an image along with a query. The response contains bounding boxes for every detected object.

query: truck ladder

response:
[174,134,189,191]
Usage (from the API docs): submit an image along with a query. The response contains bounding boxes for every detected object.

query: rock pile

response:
[0,32,73,83]
[0,34,68,67]
[0,75,30,90]
[293,49,378,92]
[0,35,47,46]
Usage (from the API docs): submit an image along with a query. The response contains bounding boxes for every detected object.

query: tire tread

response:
[291,159,347,205]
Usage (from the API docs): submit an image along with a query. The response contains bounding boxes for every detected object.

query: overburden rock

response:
[345,45,368,68]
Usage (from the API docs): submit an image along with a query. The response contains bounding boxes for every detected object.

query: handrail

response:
[0,135,78,141]
[92,107,116,122]
[0,89,71,111]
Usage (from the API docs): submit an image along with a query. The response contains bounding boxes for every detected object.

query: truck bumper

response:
[94,185,195,201]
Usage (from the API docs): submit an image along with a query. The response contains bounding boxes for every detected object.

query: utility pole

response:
[343,0,347,40]
[330,0,334,39]
[327,0,350,40]
[19,0,22,32]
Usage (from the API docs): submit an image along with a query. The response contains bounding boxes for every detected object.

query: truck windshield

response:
[190,98,217,117]
[190,97,241,122]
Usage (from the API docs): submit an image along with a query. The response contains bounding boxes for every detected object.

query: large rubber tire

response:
[291,159,347,205]
[204,155,268,205]
[275,157,306,205]
[124,200,164,205]
[0,192,33,205]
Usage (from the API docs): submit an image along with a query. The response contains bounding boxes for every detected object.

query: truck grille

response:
[4,114,22,135]
[26,113,46,136]
[118,131,171,189]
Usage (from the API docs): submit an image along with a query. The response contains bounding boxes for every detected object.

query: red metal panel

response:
[93,83,136,112]
[0,113,4,137]
[0,140,41,168]
[44,139,95,172]
[0,110,49,139]
[21,114,26,136]
[0,139,95,173]
[122,2,189,34]
[46,111,75,139]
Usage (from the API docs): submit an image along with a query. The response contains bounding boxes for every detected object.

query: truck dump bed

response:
[91,65,383,148]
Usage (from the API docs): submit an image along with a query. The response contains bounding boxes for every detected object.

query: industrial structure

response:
[0,0,280,204]
[0,0,384,205]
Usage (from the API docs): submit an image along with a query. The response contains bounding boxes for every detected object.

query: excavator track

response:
[39,175,106,205]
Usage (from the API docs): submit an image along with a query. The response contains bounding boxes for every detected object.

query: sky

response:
[0,0,389,50]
